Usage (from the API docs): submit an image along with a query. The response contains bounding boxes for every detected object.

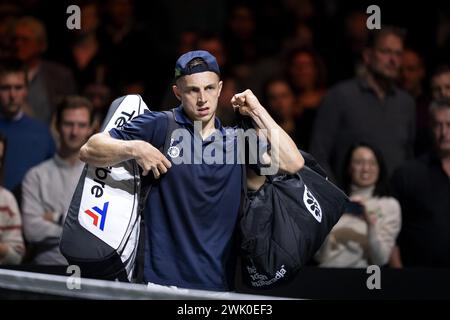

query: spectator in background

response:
[287,47,326,115]
[310,27,416,184]
[224,3,261,81]
[400,48,431,155]
[99,0,156,102]
[0,3,21,60]
[0,59,55,199]
[286,47,326,150]
[431,65,450,99]
[315,142,401,267]
[401,49,426,99]
[435,12,450,65]
[281,22,314,55]
[22,96,94,265]
[83,82,112,132]
[263,77,301,147]
[65,0,107,91]
[323,9,368,84]
[176,30,199,58]
[13,16,77,124]
[0,133,25,265]
[391,98,450,268]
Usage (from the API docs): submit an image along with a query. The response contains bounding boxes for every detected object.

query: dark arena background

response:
[0,0,449,307]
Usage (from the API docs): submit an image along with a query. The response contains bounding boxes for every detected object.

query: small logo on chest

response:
[167,138,180,158]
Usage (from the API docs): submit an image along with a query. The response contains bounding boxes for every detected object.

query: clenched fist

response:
[231,89,263,116]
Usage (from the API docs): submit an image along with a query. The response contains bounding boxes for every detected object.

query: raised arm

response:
[79,132,171,178]
[232,89,304,174]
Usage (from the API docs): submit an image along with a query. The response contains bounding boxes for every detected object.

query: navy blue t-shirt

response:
[109,106,244,290]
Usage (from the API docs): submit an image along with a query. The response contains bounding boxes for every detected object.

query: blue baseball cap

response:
[174,50,220,79]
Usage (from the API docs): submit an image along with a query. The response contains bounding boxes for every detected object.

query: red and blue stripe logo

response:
[84,202,109,231]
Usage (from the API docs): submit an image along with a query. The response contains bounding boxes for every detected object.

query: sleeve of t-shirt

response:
[108,111,168,149]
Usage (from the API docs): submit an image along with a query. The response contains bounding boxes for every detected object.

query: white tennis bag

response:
[60,95,149,281]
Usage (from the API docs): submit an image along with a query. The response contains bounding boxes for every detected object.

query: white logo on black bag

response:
[303,185,322,223]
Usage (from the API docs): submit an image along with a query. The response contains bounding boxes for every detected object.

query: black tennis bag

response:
[239,151,349,289]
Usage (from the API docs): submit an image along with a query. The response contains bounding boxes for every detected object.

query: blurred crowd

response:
[0,0,449,271]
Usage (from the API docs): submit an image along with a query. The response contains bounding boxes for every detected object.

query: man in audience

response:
[391,98,450,267]
[13,16,77,124]
[22,96,94,265]
[400,48,430,155]
[309,27,416,184]
[0,59,55,199]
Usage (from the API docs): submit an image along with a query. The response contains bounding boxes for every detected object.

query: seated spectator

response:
[0,59,55,199]
[22,96,94,265]
[315,142,401,267]
[391,98,450,268]
[13,16,77,124]
[0,133,25,265]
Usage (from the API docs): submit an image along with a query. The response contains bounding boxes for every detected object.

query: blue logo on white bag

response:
[303,186,322,223]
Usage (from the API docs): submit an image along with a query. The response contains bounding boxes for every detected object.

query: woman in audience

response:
[315,142,401,267]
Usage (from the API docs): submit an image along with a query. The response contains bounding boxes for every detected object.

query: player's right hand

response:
[132,140,172,179]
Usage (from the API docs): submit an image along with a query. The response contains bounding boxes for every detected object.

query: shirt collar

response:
[53,154,83,168]
[350,184,375,200]
[0,111,24,121]
[12,111,24,121]
[173,105,225,134]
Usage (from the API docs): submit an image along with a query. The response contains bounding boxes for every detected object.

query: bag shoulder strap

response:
[161,109,180,154]
[299,150,328,179]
